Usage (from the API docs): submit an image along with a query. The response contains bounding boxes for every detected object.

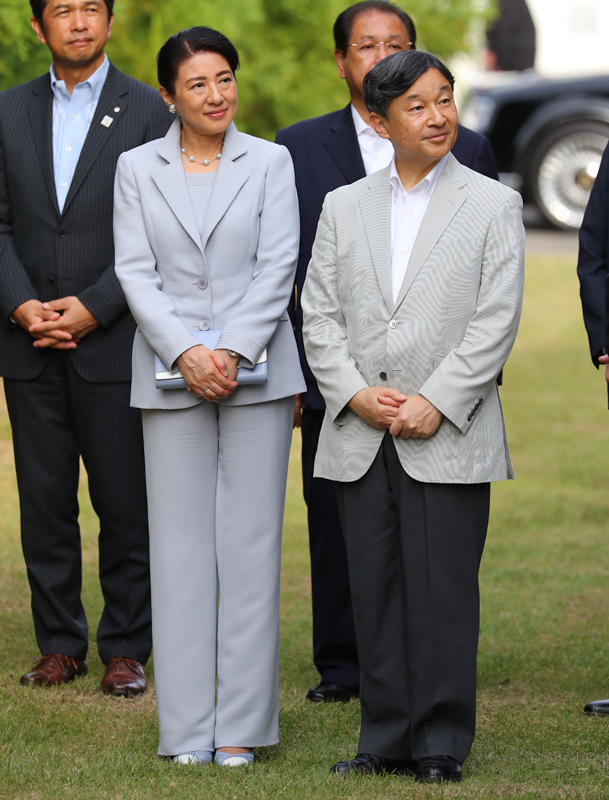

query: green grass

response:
[2,253,609,798]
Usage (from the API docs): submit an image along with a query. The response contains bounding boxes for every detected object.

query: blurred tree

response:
[0,0,50,87]
[0,0,494,139]
[106,0,350,137]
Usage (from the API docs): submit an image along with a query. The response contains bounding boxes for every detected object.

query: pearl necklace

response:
[180,147,222,166]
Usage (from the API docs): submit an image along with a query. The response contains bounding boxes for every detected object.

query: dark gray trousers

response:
[335,433,490,764]
[301,408,358,688]
[4,352,151,664]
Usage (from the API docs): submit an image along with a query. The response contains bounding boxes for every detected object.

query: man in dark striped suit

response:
[0,0,171,693]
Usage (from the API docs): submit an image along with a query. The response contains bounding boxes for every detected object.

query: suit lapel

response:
[393,154,467,311]
[152,155,204,255]
[358,170,394,313]
[200,124,249,249]
[151,121,249,255]
[28,77,60,217]
[61,64,129,217]
[323,105,366,185]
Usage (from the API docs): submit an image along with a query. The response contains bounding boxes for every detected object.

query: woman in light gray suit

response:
[113,27,305,767]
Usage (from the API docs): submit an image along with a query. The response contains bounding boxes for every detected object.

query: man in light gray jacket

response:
[302,50,524,783]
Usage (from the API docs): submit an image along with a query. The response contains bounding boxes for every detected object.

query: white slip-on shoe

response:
[214,751,255,767]
[172,750,213,765]
[220,756,250,767]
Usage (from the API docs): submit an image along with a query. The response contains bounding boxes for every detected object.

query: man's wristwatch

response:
[226,349,240,359]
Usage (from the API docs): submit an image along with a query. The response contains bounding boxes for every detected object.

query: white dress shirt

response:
[351,104,394,176]
[390,154,448,303]
[51,55,109,212]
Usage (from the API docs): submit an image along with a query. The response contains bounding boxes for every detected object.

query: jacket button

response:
[389,320,398,329]
[380,372,387,381]
[58,230,66,238]
[47,277,54,284]
[197,278,209,290]
[198,320,211,331]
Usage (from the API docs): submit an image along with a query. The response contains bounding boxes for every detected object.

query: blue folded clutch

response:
[155,330,268,389]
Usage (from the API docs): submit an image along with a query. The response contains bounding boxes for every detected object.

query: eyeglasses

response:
[347,39,413,56]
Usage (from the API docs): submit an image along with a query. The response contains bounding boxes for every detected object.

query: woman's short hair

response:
[157,27,240,95]
[334,1,416,55]
[363,50,454,119]
[30,0,114,22]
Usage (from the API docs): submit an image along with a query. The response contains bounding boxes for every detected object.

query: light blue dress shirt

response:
[51,55,110,213]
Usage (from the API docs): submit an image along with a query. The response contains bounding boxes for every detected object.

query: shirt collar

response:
[50,54,109,102]
[389,152,449,198]
[351,103,379,138]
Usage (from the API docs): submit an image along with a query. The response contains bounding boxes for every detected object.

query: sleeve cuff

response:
[78,282,126,329]
[5,292,37,322]
[159,330,202,371]
[215,332,261,368]
[326,371,369,426]
[77,290,106,327]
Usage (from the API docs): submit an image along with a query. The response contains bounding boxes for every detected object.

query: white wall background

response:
[528,0,609,77]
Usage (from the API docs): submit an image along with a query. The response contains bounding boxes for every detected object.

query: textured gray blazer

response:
[114,119,305,409]
[302,153,525,484]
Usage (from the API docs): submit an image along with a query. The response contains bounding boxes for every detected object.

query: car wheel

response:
[527,120,609,230]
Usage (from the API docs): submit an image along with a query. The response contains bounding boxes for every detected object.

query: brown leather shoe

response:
[20,653,88,686]
[102,657,146,697]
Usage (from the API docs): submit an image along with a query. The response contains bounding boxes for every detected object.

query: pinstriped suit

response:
[0,63,172,664]
[302,154,524,763]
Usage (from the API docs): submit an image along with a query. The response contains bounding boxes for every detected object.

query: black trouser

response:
[301,408,359,688]
[335,433,490,764]
[4,353,151,664]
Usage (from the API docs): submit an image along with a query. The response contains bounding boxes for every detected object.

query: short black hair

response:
[30,0,114,23]
[363,50,454,118]
[157,27,240,96]
[334,1,416,55]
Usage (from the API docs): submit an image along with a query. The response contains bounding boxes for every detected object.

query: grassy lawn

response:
[2,252,609,798]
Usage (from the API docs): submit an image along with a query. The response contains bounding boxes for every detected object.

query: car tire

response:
[526,119,609,230]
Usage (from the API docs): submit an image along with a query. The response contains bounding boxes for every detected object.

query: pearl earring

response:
[168,103,177,114]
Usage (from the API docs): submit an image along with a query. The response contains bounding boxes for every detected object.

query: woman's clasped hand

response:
[176,345,239,400]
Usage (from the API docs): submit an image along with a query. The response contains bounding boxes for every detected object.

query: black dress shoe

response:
[415,755,462,783]
[306,682,359,703]
[330,753,414,776]
[584,699,609,716]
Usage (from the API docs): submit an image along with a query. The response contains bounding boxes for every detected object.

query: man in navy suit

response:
[579,143,609,376]
[0,0,171,693]
[578,142,609,718]
[276,0,499,704]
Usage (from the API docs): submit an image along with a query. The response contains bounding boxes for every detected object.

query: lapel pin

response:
[114,107,120,113]
[101,115,114,128]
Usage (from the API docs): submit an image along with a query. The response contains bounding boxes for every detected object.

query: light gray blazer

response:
[114,118,305,409]
[302,153,525,484]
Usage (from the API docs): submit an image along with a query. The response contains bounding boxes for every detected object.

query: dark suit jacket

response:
[486,0,536,72]
[276,104,499,408]
[0,62,172,382]
[578,142,609,365]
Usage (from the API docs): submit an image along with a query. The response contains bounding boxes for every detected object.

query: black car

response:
[461,73,609,229]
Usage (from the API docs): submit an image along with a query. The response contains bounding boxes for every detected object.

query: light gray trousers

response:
[142,396,294,756]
